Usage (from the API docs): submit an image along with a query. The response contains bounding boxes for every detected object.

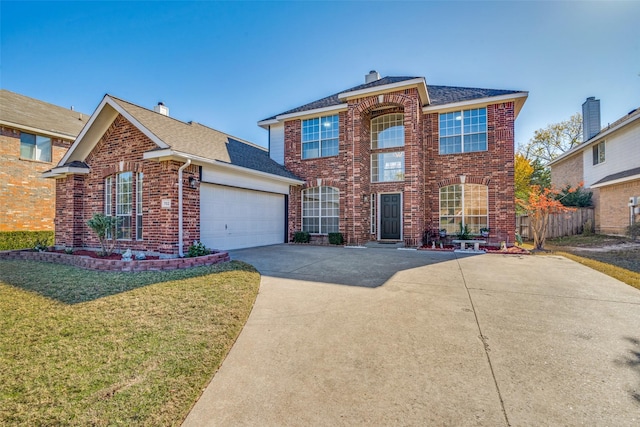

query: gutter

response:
[178,159,191,257]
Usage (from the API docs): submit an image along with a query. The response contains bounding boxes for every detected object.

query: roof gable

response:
[0,89,89,138]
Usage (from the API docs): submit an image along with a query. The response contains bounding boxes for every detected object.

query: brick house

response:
[0,89,88,231]
[550,97,640,235]
[259,71,528,246]
[44,95,302,256]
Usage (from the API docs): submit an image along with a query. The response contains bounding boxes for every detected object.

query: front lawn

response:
[0,260,260,426]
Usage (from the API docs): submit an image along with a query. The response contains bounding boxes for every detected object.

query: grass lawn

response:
[0,260,260,426]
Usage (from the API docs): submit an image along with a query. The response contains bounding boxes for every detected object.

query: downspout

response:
[178,159,191,257]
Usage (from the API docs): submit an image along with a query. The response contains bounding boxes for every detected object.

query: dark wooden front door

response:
[380,193,401,240]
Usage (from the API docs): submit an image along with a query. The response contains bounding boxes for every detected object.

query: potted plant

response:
[439,229,447,238]
[480,227,490,238]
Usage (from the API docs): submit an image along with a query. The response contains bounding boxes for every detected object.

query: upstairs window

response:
[302,186,339,234]
[302,115,339,159]
[371,113,404,149]
[20,132,52,162]
[592,141,605,165]
[371,152,405,182]
[439,108,487,154]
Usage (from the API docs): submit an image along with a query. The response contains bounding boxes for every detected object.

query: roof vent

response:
[365,70,381,84]
[154,102,169,116]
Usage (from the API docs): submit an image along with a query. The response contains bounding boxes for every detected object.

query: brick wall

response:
[54,115,200,255]
[596,179,640,235]
[0,126,72,231]
[284,93,517,246]
[551,153,583,188]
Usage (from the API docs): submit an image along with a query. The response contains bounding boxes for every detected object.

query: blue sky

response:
[2,1,639,149]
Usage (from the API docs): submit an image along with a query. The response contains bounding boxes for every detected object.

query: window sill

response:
[301,154,339,161]
[19,157,52,164]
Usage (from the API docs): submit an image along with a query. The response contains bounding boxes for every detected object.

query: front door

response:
[380,193,401,240]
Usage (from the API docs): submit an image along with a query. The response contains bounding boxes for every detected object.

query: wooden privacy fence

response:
[516,207,595,239]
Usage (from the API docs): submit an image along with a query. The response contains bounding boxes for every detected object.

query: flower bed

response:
[0,249,230,271]
[419,245,530,255]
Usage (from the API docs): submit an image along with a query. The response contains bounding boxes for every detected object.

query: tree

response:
[517,185,576,250]
[515,154,534,213]
[519,113,583,164]
[87,213,120,256]
[530,158,551,189]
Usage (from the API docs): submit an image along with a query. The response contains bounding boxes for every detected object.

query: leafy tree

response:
[530,158,551,189]
[519,113,583,164]
[517,185,576,250]
[515,154,534,213]
[556,183,592,207]
[87,213,120,256]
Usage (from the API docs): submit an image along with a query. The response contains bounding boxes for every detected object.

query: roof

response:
[261,76,524,121]
[0,89,89,139]
[549,106,640,166]
[591,166,640,187]
[53,95,300,181]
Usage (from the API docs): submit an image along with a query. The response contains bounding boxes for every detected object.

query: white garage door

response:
[200,183,285,250]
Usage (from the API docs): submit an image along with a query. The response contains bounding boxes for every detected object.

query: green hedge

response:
[328,232,344,245]
[0,231,54,251]
[293,231,310,243]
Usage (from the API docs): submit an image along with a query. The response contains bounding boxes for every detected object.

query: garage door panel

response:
[200,184,285,250]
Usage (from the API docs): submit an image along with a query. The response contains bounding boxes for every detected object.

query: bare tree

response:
[519,113,583,164]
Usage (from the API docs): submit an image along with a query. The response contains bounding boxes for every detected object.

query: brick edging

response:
[0,250,231,271]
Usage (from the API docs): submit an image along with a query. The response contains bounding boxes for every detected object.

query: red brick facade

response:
[284,90,517,246]
[0,126,72,231]
[54,115,200,255]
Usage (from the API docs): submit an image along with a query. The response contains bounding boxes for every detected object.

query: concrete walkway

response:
[183,245,640,426]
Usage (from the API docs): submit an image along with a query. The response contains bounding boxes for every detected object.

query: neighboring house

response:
[550,97,640,235]
[0,89,88,231]
[44,95,302,255]
[259,71,528,246]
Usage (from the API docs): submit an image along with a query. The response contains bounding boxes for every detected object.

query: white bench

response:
[452,239,486,251]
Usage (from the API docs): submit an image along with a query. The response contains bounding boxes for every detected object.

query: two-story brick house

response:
[259,71,528,246]
[0,89,88,232]
[550,97,640,235]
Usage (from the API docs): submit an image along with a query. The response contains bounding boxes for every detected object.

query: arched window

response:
[371,113,404,149]
[302,186,339,234]
[439,184,488,234]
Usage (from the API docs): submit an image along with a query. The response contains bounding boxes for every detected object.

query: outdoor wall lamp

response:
[189,176,198,189]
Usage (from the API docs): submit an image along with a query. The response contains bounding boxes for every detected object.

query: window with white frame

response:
[302,186,339,234]
[592,141,605,165]
[20,132,52,162]
[302,115,339,159]
[116,172,133,240]
[439,184,488,234]
[439,108,487,154]
[371,152,404,182]
[136,172,143,240]
[371,113,404,149]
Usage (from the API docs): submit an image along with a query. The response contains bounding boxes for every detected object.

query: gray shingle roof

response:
[262,76,524,120]
[592,166,640,186]
[0,89,89,138]
[108,96,300,180]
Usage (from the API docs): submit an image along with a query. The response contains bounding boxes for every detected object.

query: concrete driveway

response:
[183,245,640,426]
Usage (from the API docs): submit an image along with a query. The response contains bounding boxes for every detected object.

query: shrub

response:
[328,232,344,245]
[627,222,640,240]
[87,213,121,256]
[293,231,310,243]
[0,231,54,251]
[557,184,592,207]
[455,223,471,240]
[187,241,211,257]
[582,219,594,236]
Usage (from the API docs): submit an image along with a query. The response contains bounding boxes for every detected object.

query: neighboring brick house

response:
[0,89,88,231]
[550,97,640,235]
[44,95,302,256]
[259,71,528,246]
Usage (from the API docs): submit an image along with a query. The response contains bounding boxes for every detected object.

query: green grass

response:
[0,260,260,426]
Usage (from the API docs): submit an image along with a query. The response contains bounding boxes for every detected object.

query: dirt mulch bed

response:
[419,245,530,255]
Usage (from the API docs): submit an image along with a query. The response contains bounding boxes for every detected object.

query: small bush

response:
[627,222,640,240]
[455,223,471,240]
[0,231,54,251]
[187,241,211,257]
[557,185,593,207]
[582,219,594,236]
[328,232,344,245]
[293,231,310,243]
